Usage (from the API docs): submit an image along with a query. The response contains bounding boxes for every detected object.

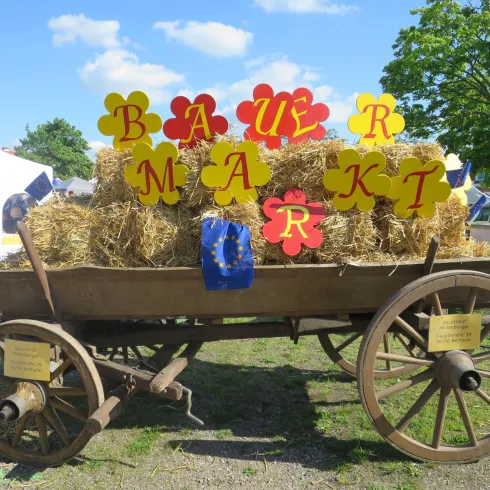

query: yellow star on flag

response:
[219,263,224,268]
[233,260,238,265]
[214,258,218,263]
[219,237,223,242]
[213,242,218,248]
[238,246,243,251]
[236,239,240,244]
[227,264,232,269]
[238,254,243,259]
[231,235,236,240]
[225,235,229,239]
[211,250,216,255]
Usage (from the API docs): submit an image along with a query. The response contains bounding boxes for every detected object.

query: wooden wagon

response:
[1,224,490,466]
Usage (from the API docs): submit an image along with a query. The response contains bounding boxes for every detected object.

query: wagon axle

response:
[0,381,47,422]
[436,350,481,392]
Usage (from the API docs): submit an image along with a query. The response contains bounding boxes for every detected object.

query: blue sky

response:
[0,0,427,157]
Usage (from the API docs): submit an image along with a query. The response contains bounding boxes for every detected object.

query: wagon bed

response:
[2,226,490,466]
[2,257,490,321]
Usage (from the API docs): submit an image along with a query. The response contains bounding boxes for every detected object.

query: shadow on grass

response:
[106,358,404,470]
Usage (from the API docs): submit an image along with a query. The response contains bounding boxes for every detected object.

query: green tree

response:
[380,0,490,171]
[15,118,94,180]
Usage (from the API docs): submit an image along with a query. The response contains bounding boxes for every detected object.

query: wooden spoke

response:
[130,346,144,360]
[11,414,29,448]
[394,316,428,350]
[50,358,73,382]
[383,334,392,370]
[430,293,443,316]
[43,407,70,446]
[464,288,478,314]
[35,414,49,456]
[122,346,129,364]
[335,332,363,353]
[48,387,87,397]
[394,332,416,357]
[376,352,435,367]
[478,370,490,379]
[472,351,490,365]
[475,388,490,406]
[454,389,478,447]
[376,369,434,400]
[432,387,451,449]
[480,325,490,344]
[396,379,440,433]
[108,348,118,361]
[49,397,86,422]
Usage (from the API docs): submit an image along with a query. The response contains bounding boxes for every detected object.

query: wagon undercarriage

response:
[1,224,490,466]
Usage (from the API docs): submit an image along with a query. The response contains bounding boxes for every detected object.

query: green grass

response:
[126,427,162,457]
[243,467,258,477]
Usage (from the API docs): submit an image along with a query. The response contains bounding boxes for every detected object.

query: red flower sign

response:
[262,189,326,256]
[163,94,229,149]
[236,84,330,150]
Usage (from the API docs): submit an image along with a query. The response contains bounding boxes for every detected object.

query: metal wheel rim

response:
[358,270,490,463]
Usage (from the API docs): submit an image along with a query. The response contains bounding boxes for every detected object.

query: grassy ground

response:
[1,319,490,489]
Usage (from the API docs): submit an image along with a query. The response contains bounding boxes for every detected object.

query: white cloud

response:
[186,56,356,125]
[303,71,320,82]
[88,141,106,151]
[154,20,253,57]
[48,14,121,48]
[255,0,358,14]
[79,49,185,104]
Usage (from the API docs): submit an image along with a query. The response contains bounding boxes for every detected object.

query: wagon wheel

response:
[358,270,490,463]
[0,320,104,466]
[318,330,421,379]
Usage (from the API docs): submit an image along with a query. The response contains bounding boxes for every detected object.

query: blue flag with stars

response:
[467,194,488,222]
[446,161,472,189]
[24,171,53,201]
[201,217,254,291]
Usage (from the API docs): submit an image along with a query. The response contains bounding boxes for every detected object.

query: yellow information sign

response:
[4,339,51,381]
[428,314,482,352]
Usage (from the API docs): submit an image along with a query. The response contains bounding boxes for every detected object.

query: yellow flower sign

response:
[387,158,451,218]
[347,93,405,147]
[201,140,271,206]
[98,91,162,151]
[443,153,472,206]
[124,142,189,205]
[323,149,391,211]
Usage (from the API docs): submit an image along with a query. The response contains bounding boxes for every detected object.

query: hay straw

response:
[1,140,487,270]
[92,147,137,207]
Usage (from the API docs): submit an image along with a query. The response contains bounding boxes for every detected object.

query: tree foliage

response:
[15,118,93,180]
[381,0,490,171]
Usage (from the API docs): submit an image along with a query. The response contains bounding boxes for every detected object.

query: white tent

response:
[0,151,53,257]
[54,177,94,195]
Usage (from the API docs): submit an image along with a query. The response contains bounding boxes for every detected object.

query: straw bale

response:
[92,147,137,207]
[90,202,199,268]
[315,201,384,263]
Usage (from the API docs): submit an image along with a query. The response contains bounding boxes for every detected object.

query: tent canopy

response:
[54,177,94,195]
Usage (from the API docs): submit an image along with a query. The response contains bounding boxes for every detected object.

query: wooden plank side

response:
[1,259,490,320]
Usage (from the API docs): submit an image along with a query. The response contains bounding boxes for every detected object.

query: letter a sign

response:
[262,189,326,256]
[347,93,405,147]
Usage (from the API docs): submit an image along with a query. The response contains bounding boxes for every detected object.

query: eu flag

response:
[25,172,53,201]
[446,162,472,189]
[201,217,254,291]
[467,194,488,222]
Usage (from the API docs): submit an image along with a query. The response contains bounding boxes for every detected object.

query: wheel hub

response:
[0,381,47,422]
[436,350,481,392]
